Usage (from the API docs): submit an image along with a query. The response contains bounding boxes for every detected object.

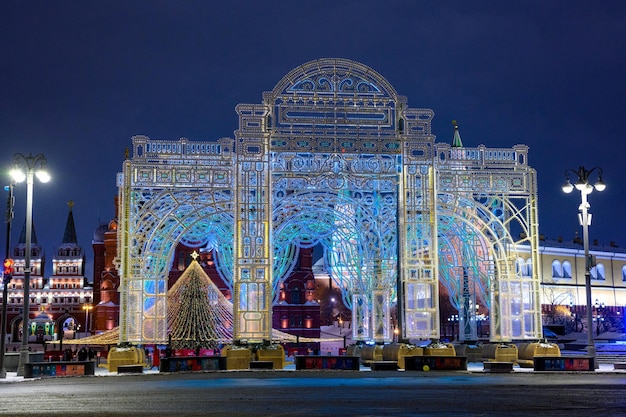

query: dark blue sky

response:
[2,1,625,279]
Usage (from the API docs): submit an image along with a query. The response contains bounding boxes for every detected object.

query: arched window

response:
[552,260,562,278]
[562,261,572,279]
[622,265,626,282]
[591,263,605,280]
[596,263,605,280]
[525,259,533,277]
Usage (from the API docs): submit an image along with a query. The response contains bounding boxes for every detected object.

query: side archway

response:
[120,188,234,344]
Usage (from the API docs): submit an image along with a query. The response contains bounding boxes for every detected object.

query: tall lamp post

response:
[11,153,50,376]
[0,183,15,378]
[562,166,605,369]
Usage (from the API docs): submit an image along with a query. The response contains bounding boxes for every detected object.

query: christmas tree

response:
[167,254,233,349]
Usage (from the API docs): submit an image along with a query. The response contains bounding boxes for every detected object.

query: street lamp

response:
[1,183,15,378]
[83,304,93,335]
[562,165,604,369]
[11,153,50,376]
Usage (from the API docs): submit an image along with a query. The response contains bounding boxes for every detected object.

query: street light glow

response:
[9,168,26,183]
[561,180,574,194]
[594,177,606,192]
[35,170,51,183]
[10,158,50,184]
[574,177,589,191]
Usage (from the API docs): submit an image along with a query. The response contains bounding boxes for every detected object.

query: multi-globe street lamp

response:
[562,166,605,368]
[11,153,50,376]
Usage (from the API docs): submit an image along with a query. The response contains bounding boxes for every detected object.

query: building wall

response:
[1,252,92,344]
[513,236,626,335]
[91,222,120,331]
[530,237,626,307]
[272,247,321,338]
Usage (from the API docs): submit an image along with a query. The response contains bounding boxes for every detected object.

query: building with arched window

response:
[517,235,626,335]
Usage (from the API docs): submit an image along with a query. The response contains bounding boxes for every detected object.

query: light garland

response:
[167,260,234,349]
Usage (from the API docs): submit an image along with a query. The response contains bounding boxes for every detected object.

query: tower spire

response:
[18,220,38,244]
[452,120,464,148]
[62,200,78,244]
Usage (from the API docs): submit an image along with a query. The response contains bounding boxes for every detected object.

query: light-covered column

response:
[401,164,439,340]
[233,104,273,342]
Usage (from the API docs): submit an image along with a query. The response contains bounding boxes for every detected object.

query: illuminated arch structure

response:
[117,58,541,345]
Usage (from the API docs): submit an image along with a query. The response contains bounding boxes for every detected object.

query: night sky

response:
[2,1,625,280]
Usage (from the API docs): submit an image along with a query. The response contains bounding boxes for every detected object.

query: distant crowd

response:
[62,346,97,361]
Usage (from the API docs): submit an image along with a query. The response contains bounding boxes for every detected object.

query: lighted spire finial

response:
[190,251,199,261]
[451,120,464,148]
[62,201,78,244]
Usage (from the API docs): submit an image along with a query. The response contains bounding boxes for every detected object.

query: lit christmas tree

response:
[167,253,233,350]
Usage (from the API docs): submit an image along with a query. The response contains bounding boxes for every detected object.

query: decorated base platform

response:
[533,356,594,371]
[24,361,95,378]
[405,355,467,371]
[221,346,252,370]
[220,344,286,370]
[106,346,147,372]
[256,345,285,369]
[382,343,424,370]
[295,355,360,370]
[482,343,518,363]
[423,343,456,357]
[160,356,226,372]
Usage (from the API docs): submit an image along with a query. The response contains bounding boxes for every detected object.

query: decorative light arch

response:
[117,58,542,346]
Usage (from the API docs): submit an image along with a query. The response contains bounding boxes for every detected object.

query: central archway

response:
[272,187,398,342]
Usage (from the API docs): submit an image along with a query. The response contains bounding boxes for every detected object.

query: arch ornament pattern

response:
[117,58,541,345]
[435,143,541,342]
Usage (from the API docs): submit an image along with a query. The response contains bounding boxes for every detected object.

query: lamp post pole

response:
[17,162,34,376]
[0,183,15,378]
[562,166,605,369]
[12,153,49,377]
[580,188,596,366]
